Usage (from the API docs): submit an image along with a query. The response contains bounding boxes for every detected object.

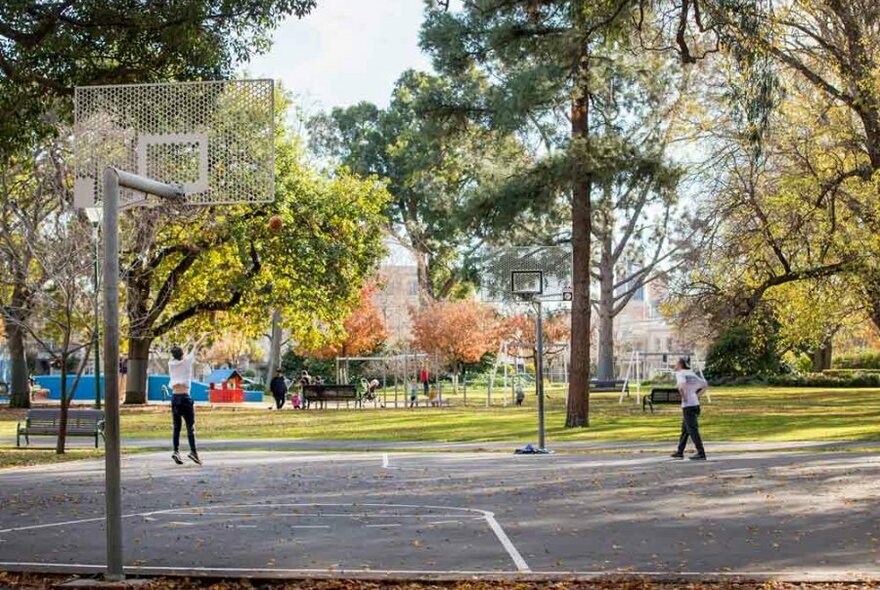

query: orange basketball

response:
[268,215,283,233]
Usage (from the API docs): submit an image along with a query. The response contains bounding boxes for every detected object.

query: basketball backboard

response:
[480,246,572,303]
[74,79,275,208]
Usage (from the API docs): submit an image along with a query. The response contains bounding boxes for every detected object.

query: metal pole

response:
[93,223,101,410]
[101,168,182,582]
[535,300,546,450]
[102,168,123,581]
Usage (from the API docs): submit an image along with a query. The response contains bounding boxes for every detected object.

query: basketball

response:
[268,215,283,233]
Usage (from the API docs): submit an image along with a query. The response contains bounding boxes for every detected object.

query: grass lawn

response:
[4,386,878,450]
[0,386,877,468]
[0,448,106,469]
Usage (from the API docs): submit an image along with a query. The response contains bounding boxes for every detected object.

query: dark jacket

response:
[270,376,288,398]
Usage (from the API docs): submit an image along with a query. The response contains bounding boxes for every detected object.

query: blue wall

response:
[35,375,105,401]
[35,374,263,403]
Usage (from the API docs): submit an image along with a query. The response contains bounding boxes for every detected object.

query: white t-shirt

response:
[675,369,706,408]
[168,352,195,391]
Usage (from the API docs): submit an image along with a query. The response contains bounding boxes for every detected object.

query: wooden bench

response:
[591,379,628,393]
[302,384,359,408]
[643,387,681,413]
[17,408,105,448]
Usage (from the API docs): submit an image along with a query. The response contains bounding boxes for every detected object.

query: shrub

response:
[833,351,880,370]
[822,369,880,377]
[768,372,880,387]
[705,319,785,379]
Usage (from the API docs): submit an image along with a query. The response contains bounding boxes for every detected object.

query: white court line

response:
[428,520,461,525]
[0,501,529,574]
[170,512,481,519]
[0,562,877,580]
[382,453,390,468]
[482,512,530,573]
[365,524,400,528]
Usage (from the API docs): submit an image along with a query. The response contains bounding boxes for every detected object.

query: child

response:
[291,391,302,409]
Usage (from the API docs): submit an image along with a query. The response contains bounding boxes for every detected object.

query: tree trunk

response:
[566,50,592,428]
[597,233,615,381]
[125,336,151,404]
[5,319,30,409]
[56,360,68,454]
[811,338,833,373]
[264,309,283,385]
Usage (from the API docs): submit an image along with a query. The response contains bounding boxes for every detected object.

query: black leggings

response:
[172,394,197,453]
[677,405,705,456]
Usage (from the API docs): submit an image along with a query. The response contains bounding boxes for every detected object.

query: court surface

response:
[1,449,879,580]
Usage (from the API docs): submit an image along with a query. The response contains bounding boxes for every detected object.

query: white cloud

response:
[243,0,432,110]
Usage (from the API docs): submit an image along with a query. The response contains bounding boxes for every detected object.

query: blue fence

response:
[34,375,262,403]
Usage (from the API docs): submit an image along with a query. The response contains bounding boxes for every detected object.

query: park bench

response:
[643,387,681,413]
[302,384,359,408]
[17,408,105,448]
[591,379,628,393]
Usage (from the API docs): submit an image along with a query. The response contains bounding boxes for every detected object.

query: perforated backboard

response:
[511,270,543,295]
[480,246,572,303]
[74,79,274,208]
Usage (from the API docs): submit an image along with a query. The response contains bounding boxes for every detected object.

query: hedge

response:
[833,351,880,370]
[768,373,880,387]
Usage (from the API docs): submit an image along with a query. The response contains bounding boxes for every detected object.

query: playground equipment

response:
[487,339,569,406]
[74,79,274,581]
[335,352,438,408]
[619,350,709,404]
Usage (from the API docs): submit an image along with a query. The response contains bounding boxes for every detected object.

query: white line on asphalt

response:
[427,520,461,525]
[482,512,530,573]
[365,524,400,528]
[382,453,390,468]
[170,512,478,519]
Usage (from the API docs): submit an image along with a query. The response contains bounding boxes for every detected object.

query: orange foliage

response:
[308,284,388,360]
[411,300,501,369]
[501,312,571,345]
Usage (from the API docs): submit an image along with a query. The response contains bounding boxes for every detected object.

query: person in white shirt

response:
[168,335,208,465]
[671,358,708,460]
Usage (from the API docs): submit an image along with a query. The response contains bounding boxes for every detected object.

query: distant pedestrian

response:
[168,335,208,465]
[270,369,287,409]
[300,370,311,408]
[671,358,708,461]
[409,382,418,408]
[515,385,525,406]
[420,364,430,397]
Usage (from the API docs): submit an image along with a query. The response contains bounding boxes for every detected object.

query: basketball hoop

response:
[73,79,275,582]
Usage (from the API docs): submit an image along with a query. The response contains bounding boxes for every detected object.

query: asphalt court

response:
[1,449,879,579]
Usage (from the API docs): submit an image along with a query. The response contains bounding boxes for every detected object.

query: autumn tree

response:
[303,283,388,360]
[202,330,266,369]
[119,105,389,403]
[411,300,500,388]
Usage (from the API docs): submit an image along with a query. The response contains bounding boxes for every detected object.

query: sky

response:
[243,0,434,113]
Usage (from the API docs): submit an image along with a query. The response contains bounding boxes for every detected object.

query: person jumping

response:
[168,335,208,465]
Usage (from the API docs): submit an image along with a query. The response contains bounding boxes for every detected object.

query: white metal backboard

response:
[74,79,274,207]
[480,246,572,303]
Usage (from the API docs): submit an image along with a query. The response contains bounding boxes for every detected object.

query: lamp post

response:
[85,208,102,410]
